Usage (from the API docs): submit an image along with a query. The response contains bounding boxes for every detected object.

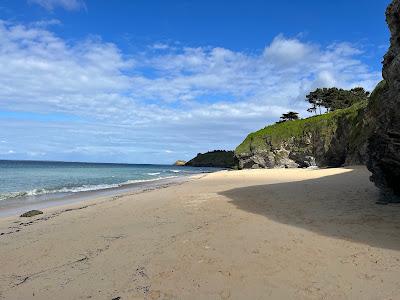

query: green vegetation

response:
[306,87,370,113]
[185,150,238,168]
[235,100,368,156]
[277,111,299,123]
[367,80,387,114]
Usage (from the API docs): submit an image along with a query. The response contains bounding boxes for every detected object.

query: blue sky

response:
[0,0,391,163]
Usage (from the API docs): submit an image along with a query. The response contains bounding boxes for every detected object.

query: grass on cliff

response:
[235,100,368,155]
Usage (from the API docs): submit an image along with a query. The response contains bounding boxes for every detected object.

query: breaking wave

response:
[0,176,178,201]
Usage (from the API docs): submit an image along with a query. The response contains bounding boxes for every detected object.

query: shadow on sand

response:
[219,168,400,251]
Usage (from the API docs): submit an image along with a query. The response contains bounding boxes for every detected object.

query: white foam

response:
[0,176,179,201]
[147,172,161,176]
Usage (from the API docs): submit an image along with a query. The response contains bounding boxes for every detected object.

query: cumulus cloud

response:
[264,35,315,66]
[29,0,85,11]
[0,20,381,163]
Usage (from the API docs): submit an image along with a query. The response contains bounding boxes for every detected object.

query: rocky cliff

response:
[235,100,371,169]
[185,150,238,168]
[367,0,400,199]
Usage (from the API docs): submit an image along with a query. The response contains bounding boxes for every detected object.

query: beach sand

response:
[0,166,399,299]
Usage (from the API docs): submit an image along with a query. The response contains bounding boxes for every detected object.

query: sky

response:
[0,0,392,164]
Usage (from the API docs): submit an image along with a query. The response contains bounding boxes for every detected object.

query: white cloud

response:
[151,43,170,50]
[27,151,46,156]
[0,20,382,163]
[32,19,62,27]
[263,35,315,66]
[29,0,85,11]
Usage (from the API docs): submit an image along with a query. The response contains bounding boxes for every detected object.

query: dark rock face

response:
[367,0,400,198]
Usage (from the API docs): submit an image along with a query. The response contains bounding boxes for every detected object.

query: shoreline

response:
[1,166,399,299]
[0,172,210,218]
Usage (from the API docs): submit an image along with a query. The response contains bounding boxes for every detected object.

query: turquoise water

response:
[0,160,219,203]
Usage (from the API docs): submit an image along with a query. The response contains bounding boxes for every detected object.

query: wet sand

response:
[0,166,399,299]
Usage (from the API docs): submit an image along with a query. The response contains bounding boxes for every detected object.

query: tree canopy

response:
[306,87,369,114]
[278,111,299,123]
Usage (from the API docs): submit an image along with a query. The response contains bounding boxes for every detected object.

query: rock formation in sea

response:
[173,160,187,166]
[366,0,400,199]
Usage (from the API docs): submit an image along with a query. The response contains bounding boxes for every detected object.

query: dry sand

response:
[0,166,399,299]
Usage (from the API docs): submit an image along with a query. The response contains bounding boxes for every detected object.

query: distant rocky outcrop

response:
[173,160,186,166]
[235,100,371,169]
[185,150,238,168]
[367,0,400,199]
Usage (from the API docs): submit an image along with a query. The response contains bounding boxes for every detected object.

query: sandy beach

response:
[0,166,399,299]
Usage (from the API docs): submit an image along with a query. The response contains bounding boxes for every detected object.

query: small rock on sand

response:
[20,210,43,218]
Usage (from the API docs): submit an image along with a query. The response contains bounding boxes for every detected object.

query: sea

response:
[0,160,220,216]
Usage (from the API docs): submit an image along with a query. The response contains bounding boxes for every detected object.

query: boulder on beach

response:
[20,210,43,218]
